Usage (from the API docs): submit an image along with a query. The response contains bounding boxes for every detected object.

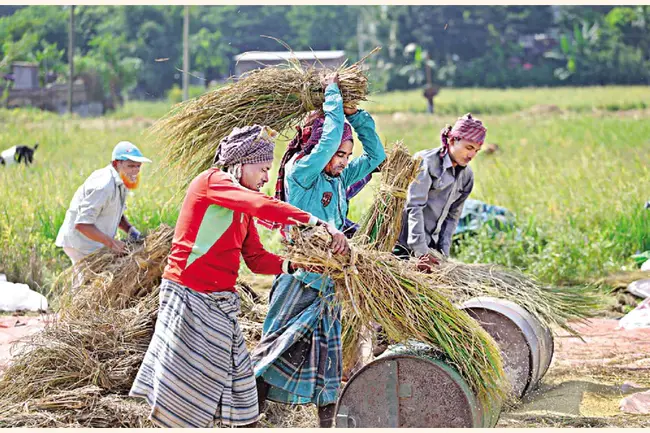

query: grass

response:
[0,85,648,295]
[362,85,650,115]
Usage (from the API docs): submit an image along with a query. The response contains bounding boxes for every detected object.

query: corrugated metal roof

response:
[234,50,346,62]
[12,61,38,68]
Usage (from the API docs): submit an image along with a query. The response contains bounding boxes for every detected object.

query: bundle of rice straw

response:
[354,140,422,251]
[152,47,380,183]
[54,224,174,315]
[285,225,508,404]
[342,140,421,374]
[424,252,605,334]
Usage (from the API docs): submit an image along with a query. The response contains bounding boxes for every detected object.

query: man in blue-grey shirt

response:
[396,113,487,271]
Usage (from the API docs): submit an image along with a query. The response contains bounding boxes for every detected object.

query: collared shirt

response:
[397,147,474,257]
[55,164,127,256]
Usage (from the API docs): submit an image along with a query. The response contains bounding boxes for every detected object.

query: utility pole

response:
[68,5,75,114]
[183,6,189,101]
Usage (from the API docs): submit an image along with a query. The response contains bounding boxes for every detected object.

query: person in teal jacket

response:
[251,72,386,428]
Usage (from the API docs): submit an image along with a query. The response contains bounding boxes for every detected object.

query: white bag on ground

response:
[0,281,48,311]
[626,279,650,299]
[618,298,650,330]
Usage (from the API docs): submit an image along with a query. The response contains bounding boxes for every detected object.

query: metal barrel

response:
[335,342,502,428]
[460,297,554,398]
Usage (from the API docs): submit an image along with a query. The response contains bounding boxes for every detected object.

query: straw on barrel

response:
[285,225,508,404]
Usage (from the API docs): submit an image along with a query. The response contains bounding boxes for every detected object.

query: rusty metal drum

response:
[460,297,554,398]
[335,343,501,428]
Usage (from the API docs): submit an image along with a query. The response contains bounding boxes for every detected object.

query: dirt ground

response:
[1,312,649,427]
[497,318,650,427]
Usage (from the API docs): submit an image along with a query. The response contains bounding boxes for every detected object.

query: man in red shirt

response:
[130,125,347,428]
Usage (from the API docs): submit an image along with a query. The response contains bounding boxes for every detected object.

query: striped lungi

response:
[251,273,342,407]
[129,279,259,427]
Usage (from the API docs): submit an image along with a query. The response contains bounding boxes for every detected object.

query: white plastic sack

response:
[618,298,650,330]
[642,260,650,272]
[0,281,48,311]
[627,279,650,299]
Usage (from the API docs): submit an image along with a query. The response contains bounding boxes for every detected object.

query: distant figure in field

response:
[0,143,39,167]
[55,141,150,264]
[423,85,440,114]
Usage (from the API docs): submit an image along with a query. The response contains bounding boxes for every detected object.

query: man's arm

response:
[205,172,318,226]
[341,110,387,187]
[74,223,126,253]
[288,83,345,188]
[437,174,474,256]
[404,157,434,257]
[118,215,132,233]
[74,183,126,253]
[241,217,286,275]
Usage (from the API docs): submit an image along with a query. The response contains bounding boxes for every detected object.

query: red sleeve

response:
[241,217,284,275]
[206,171,313,226]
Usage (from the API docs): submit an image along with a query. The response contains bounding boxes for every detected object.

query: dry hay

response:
[426,254,607,334]
[285,225,508,405]
[597,270,650,290]
[0,386,154,428]
[54,224,174,315]
[152,46,380,184]
[0,292,158,404]
[237,279,268,350]
[354,140,421,251]
[498,412,650,428]
[259,401,318,428]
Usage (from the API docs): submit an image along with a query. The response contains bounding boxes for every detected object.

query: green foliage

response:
[1,5,649,96]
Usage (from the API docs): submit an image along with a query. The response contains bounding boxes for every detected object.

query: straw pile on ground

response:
[152,47,379,183]
[0,293,158,427]
[0,227,276,427]
[53,224,174,315]
[285,225,508,405]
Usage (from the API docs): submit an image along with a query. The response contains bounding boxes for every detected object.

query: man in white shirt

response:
[55,141,151,264]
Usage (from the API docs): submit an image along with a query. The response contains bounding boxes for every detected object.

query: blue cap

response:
[111,141,151,163]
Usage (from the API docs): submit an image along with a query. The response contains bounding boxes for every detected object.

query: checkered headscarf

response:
[440,113,486,158]
[215,125,277,167]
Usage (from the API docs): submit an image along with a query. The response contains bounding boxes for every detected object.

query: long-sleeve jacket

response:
[285,83,386,230]
[284,82,387,289]
[397,147,474,257]
[163,168,317,293]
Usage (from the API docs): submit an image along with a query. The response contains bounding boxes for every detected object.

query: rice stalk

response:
[423,252,606,334]
[152,47,380,184]
[342,141,422,372]
[53,225,174,316]
[0,386,155,428]
[0,292,158,403]
[354,140,421,251]
[285,225,508,404]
